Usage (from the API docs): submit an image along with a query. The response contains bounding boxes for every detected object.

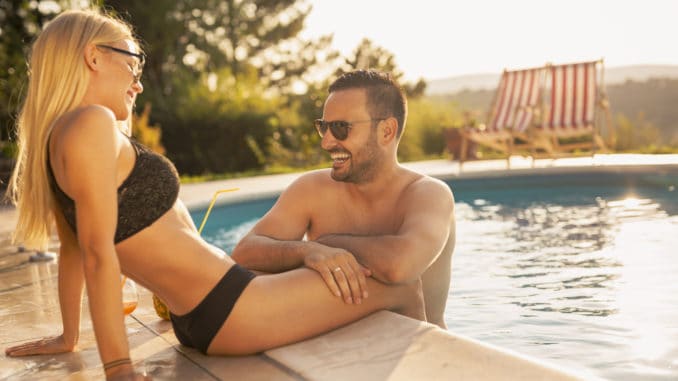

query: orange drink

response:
[123,301,138,315]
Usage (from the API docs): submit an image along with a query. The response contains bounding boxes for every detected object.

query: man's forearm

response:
[315,234,415,284]
[231,235,319,272]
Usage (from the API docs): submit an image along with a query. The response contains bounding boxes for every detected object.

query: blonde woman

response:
[3,9,423,381]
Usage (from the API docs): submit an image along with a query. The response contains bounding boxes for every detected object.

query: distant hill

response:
[426,65,678,95]
[426,73,501,96]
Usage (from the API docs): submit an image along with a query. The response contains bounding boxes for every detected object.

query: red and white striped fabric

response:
[488,68,542,133]
[542,61,598,133]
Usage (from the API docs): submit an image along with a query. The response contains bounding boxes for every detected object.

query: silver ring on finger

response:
[333,267,342,273]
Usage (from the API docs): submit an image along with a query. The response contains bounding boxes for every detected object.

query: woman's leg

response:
[207,267,425,355]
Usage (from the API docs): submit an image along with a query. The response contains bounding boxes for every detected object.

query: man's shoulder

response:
[287,168,334,191]
[399,174,455,220]
[404,169,450,190]
[298,168,333,183]
[404,172,454,201]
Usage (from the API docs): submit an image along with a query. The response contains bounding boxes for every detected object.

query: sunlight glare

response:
[612,220,677,362]
[620,197,641,209]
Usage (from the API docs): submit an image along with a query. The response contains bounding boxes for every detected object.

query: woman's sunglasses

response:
[314,118,385,140]
[96,44,145,83]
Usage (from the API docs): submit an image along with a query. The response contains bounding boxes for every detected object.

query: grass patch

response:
[619,145,678,154]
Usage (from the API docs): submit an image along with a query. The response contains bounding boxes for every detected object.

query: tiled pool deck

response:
[3,154,676,380]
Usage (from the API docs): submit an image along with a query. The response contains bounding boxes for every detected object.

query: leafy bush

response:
[154,68,279,175]
[131,103,165,154]
[399,98,463,161]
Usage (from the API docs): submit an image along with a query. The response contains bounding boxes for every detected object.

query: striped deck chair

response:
[532,60,609,155]
[455,67,543,163]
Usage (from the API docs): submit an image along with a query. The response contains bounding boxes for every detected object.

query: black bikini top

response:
[47,137,180,243]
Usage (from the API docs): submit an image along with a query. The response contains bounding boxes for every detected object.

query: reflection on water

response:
[201,171,678,381]
[207,218,258,253]
[449,187,678,380]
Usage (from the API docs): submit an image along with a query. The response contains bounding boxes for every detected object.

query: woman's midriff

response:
[115,201,235,315]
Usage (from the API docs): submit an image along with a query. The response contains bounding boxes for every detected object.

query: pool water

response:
[193,167,678,381]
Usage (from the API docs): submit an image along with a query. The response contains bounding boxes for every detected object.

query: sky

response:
[300,0,678,81]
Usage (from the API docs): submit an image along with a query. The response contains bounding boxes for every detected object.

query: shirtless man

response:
[231,70,455,328]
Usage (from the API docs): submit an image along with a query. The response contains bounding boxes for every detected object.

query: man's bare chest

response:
[307,200,404,238]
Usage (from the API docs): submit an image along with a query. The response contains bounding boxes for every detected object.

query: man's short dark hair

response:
[329,70,407,138]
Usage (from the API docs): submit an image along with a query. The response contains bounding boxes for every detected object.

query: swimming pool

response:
[192,166,678,381]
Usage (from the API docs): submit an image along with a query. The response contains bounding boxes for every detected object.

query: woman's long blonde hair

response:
[6,9,138,250]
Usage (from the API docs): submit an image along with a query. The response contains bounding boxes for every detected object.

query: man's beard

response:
[331,134,381,184]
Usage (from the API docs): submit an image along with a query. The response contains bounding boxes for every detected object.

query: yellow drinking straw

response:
[152,188,240,320]
[197,188,240,234]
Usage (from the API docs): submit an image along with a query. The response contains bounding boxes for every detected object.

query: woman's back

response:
[48,106,232,316]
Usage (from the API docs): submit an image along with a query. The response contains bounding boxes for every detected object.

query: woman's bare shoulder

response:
[52,105,119,152]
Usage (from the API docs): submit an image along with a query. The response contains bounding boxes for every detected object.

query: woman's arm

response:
[54,208,85,348]
[4,170,91,358]
[58,106,132,378]
[4,211,85,356]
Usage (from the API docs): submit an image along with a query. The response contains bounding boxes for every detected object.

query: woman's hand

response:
[5,334,75,356]
[108,373,152,381]
[106,365,152,381]
[303,246,371,305]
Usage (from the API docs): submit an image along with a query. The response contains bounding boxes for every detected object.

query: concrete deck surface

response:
[4,154,675,380]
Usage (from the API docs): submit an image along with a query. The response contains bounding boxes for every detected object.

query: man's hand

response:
[5,334,75,356]
[304,247,372,304]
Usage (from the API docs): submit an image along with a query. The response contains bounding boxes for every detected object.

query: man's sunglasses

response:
[96,44,145,83]
[314,118,385,140]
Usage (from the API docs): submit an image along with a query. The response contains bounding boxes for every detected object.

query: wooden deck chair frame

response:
[529,59,612,158]
[455,66,545,165]
[451,59,613,166]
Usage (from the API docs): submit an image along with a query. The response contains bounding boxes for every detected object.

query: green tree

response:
[103,0,336,103]
[336,38,427,99]
[154,67,280,174]
[101,0,340,173]
[266,80,329,168]
[131,103,165,154]
[614,112,662,152]
[0,0,81,145]
[399,98,463,161]
[607,78,678,147]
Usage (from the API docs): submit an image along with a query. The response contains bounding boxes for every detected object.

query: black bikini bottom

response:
[170,264,256,353]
